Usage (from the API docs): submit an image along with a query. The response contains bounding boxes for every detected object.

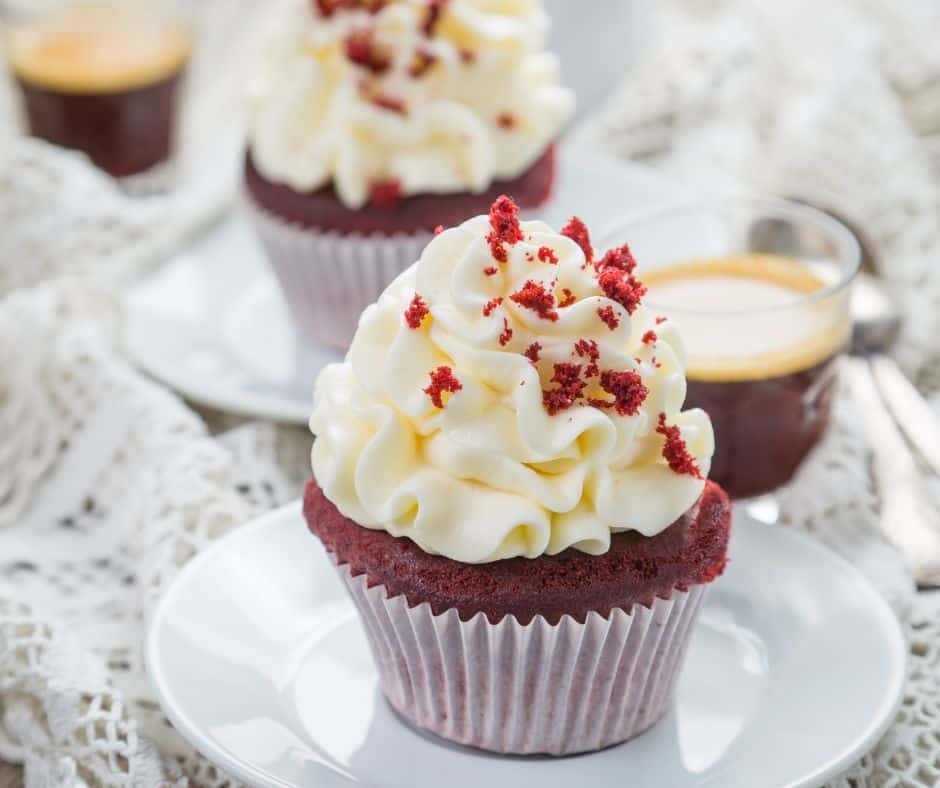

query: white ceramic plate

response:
[122,148,679,424]
[148,506,906,788]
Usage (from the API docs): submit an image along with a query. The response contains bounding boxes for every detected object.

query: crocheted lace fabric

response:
[1,0,940,786]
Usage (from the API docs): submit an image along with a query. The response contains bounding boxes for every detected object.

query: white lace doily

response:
[1,0,940,785]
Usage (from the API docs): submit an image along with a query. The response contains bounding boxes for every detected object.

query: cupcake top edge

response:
[310,196,715,564]
[247,0,574,209]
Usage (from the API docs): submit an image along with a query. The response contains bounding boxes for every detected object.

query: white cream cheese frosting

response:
[310,199,715,564]
[248,0,574,208]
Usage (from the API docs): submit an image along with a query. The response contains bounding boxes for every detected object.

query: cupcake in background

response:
[245,0,574,349]
[304,196,731,754]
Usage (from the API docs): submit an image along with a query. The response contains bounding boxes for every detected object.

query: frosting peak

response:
[248,0,573,208]
[310,199,715,563]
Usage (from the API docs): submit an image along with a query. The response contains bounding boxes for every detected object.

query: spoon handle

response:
[844,358,940,586]
[869,355,940,478]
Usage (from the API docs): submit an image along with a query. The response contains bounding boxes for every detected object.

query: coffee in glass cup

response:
[3,1,191,178]
[601,198,860,499]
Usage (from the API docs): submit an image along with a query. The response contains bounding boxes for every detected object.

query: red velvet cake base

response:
[304,479,731,625]
[244,145,556,235]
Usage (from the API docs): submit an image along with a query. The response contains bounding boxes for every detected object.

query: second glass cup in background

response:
[2,0,192,179]
[601,197,860,500]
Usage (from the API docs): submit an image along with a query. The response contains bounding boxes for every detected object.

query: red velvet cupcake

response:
[307,198,730,754]
[245,0,574,349]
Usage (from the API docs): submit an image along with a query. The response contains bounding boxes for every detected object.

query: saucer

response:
[122,147,679,424]
[147,507,906,788]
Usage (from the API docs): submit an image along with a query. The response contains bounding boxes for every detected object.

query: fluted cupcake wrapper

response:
[336,563,708,756]
[244,196,432,350]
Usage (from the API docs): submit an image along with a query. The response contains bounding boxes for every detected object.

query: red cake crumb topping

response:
[510,280,558,321]
[371,94,406,114]
[315,0,385,17]
[652,357,662,368]
[560,217,593,265]
[424,366,462,408]
[598,267,646,315]
[596,243,637,273]
[404,293,429,329]
[573,339,600,377]
[542,363,586,415]
[345,29,390,74]
[537,246,558,265]
[642,330,657,345]
[422,0,448,36]
[499,318,513,346]
[409,48,437,77]
[655,316,667,325]
[486,196,525,262]
[482,296,503,317]
[497,112,516,130]
[370,179,402,208]
[434,224,444,235]
[597,305,620,330]
[594,370,648,416]
[483,266,498,276]
[523,342,541,363]
[558,288,576,308]
[657,414,703,478]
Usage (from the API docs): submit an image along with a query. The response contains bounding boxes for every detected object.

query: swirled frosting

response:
[310,199,715,563]
[248,0,573,208]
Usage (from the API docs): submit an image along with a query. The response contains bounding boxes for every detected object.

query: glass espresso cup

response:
[3,1,192,178]
[600,197,860,499]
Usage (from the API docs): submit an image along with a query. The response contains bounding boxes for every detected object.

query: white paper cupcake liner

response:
[336,563,708,755]
[245,196,432,350]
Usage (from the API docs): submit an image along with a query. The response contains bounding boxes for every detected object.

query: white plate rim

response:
[146,505,907,788]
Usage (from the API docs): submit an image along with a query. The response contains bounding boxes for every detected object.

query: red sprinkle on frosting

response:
[370,179,402,208]
[596,244,637,273]
[655,316,667,325]
[344,29,390,74]
[558,288,576,308]
[594,370,648,416]
[510,280,558,321]
[597,305,620,330]
[404,294,429,329]
[422,0,448,36]
[371,94,407,114]
[523,342,542,363]
[486,195,525,263]
[434,225,444,235]
[316,0,385,16]
[499,318,513,347]
[424,366,462,409]
[542,363,586,415]
[657,413,703,478]
[560,217,593,266]
[573,339,600,377]
[537,246,558,265]
[642,330,657,345]
[482,296,503,317]
[598,267,647,315]
[497,112,516,130]
[483,266,499,276]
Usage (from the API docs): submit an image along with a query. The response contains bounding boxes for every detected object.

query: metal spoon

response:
[846,264,940,586]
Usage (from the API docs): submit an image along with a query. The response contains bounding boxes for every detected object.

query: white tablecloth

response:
[2,1,940,786]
